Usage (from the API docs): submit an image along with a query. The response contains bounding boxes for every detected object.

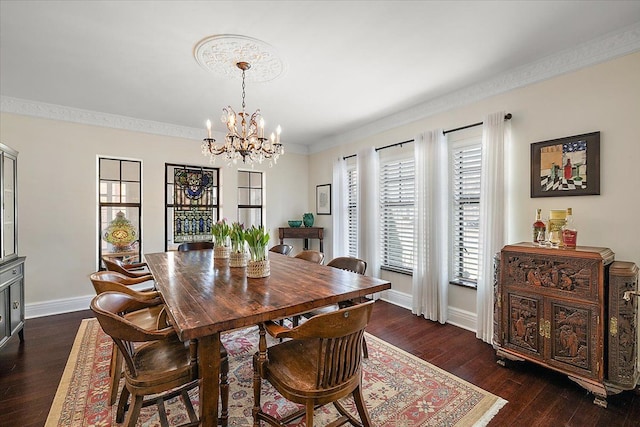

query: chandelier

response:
[202,61,283,165]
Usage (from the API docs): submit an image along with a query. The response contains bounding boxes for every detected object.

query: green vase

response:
[303,213,314,227]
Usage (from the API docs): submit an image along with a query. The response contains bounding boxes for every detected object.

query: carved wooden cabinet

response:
[493,243,638,407]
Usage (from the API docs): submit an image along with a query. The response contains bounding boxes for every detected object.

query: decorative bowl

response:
[288,220,302,228]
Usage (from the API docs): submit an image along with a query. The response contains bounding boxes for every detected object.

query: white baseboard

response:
[446,307,477,332]
[380,289,477,332]
[26,294,93,319]
[380,289,412,310]
[25,290,478,333]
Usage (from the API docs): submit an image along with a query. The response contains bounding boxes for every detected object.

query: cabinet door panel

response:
[504,291,544,359]
[0,289,7,345]
[2,153,17,260]
[608,262,639,388]
[9,279,23,334]
[549,299,600,379]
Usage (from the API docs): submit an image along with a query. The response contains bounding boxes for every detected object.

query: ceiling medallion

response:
[193,34,285,82]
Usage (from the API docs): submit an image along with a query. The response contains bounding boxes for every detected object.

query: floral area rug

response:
[46,318,506,426]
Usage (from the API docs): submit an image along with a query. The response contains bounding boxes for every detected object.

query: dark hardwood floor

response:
[1,301,638,426]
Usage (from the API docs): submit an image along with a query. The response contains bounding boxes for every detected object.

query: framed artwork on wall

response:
[530,131,600,198]
[316,184,331,215]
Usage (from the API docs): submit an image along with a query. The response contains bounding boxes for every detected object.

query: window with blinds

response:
[450,140,481,287]
[347,165,358,258]
[379,157,415,274]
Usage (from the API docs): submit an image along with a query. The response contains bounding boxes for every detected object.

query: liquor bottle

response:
[532,208,546,244]
[562,207,577,248]
[548,209,567,247]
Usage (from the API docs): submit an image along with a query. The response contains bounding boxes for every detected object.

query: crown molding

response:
[0,96,309,155]
[0,96,205,139]
[308,21,640,153]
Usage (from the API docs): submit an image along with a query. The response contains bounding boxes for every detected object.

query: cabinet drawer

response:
[0,263,22,286]
[502,251,600,301]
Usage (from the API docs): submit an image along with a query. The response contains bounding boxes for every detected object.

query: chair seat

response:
[124,305,164,331]
[127,338,194,388]
[263,339,358,403]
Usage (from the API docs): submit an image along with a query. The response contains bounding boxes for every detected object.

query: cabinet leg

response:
[593,395,607,408]
[18,328,24,342]
[496,358,507,367]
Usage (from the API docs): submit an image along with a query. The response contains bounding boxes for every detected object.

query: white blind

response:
[451,143,481,286]
[379,157,415,273]
[347,166,358,258]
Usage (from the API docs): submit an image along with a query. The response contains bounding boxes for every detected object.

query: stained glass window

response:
[166,164,219,250]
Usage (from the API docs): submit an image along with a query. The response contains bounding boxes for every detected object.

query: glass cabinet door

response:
[1,147,18,262]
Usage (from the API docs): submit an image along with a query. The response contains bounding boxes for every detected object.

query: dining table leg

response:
[198,332,220,427]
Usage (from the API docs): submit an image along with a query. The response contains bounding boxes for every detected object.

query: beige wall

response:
[1,52,638,321]
[0,115,309,312]
[309,52,640,324]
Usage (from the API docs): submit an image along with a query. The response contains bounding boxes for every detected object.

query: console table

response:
[279,227,324,252]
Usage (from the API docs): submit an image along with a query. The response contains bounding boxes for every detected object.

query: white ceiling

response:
[1,1,640,153]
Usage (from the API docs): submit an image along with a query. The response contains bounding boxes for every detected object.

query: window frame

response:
[345,159,358,258]
[98,157,142,268]
[378,150,415,275]
[237,170,264,228]
[448,132,482,289]
[164,163,220,251]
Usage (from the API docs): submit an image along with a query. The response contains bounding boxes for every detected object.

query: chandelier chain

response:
[241,69,246,110]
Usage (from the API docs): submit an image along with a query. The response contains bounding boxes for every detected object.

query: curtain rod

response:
[443,112,512,135]
[342,113,512,160]
[342,139,414,160]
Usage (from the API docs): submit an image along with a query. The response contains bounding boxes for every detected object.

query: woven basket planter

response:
[229,251,247,267]
[214,246,230,259]
[247,259,270,278]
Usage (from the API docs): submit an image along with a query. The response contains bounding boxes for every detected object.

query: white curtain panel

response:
[332,157,348,257]
[357,147,380,278]
[476,111,509,343]
[412,130,449,323]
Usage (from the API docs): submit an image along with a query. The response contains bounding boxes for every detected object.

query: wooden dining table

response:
[144,250,391,427]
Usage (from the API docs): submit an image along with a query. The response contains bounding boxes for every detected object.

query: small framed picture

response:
[316,184,331,215]
[530,131,600,198]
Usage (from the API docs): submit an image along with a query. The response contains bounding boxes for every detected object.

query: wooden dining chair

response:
[102,257,154,280]
[253,300,374,427]
[279,250,325,327]
[177,241,214,251]
[304,256,371,357]
[91,292,229,427]
[90,270,155,293]
[327,256,367,275]
[268,244,293,256]
[90,271,164,405]
[293,250,325,264]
